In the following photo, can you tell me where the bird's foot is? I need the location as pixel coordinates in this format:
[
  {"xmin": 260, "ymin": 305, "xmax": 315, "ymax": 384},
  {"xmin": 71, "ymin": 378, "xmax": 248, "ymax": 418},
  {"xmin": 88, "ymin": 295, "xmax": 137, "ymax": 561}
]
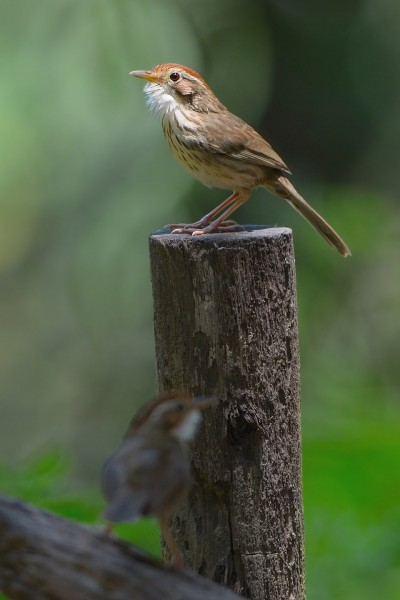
[
  {"xmin": 169, "ymin": 220, "xmax": 243, "ymax": 236},
  {"xmin": 168, "ymin": 551, "xmax": 186, "ymax": 569},
  {"xmin": 165, "ymin": 218, "xmax": 207, "ymax": 232},
  {"xmin": 192, "ymin": 220, "xmax": 243, "ymax": 235}
]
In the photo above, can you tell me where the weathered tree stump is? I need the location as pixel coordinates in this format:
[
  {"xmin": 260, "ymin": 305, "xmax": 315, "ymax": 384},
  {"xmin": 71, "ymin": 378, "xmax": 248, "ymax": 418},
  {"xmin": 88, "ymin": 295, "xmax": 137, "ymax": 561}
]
[
  {"xmin": 149, "ymin": 227, "xmax": 305, "ymax": 600},
  {"xmin": 0, "ymin": 496, "xmax": 244, "ymax": 600}
]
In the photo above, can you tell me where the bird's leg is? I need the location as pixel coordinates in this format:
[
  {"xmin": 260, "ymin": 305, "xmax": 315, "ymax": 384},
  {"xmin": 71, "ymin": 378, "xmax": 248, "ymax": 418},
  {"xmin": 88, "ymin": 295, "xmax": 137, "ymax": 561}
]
[
  {"xmin": 159, "ymin": 516, "xmax": 185, "ymax": 568},
  {"xmin": 192, "ymin": 191, "xmax": 251, "ymax": 235},
  {"xmin": 102, "ymin": 520, "xmax": 165, "ymax": 568},
  {"xmin": 168, "ymin": 192, "xmax": 240, "ymax": 233},
  {"xmin": 104, "ymin": 521, "xmax": 114, "ymax": 536}
]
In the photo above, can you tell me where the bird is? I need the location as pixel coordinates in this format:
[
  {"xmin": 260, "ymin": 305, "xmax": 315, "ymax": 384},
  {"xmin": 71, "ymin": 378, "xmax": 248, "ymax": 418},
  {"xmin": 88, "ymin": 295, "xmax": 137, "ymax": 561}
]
[
  {"xmin": 101, "ymin": 391, "xmax": 210, "ymax": 563},
  {"xmin": 130, "ymin": 63, "xmax": 351, "ymax": 257}
]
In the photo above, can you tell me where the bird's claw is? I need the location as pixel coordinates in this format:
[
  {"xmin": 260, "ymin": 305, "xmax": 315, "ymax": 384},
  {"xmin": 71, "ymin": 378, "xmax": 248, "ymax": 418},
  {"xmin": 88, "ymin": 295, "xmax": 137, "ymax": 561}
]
[
  {"xmin": 196, "ymin": 223, "xmax": 244, "ymax": 234},
  {"xmin": 168, "ymin": 220, "xmax": 243, "ymax": 236}
]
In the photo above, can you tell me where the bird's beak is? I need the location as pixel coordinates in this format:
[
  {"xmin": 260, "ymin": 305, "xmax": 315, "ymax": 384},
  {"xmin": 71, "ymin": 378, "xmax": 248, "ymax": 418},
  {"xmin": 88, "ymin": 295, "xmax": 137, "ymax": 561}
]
[
  {"xmin": 129, "ymin": 69, "xmax": 159, "ymax": 83},
  {"xmin": 193, "ymin": 396, "xmax": 214, "ymax": 411}
]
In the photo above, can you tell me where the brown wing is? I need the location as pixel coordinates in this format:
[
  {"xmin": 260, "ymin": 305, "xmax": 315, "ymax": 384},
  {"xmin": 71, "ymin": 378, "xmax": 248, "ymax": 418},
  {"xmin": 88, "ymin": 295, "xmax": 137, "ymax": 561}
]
[
  {"xmin": 101, "ymin": 436, "xmax": 191, "ymax": 522},
  {"xmin": 187, "ymin": 110, "xmax": 291, "ymax": 174}
]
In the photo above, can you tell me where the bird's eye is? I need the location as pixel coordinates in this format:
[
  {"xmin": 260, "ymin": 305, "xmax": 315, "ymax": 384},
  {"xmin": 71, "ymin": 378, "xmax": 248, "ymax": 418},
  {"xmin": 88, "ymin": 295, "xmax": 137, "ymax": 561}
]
[
  {"xmin": 175, "ymin": 402, "xmax": 184, "ymax": 410},
  {"xmin": 169, "ymin": 72, "xmax": 181, "ymax": 83}
]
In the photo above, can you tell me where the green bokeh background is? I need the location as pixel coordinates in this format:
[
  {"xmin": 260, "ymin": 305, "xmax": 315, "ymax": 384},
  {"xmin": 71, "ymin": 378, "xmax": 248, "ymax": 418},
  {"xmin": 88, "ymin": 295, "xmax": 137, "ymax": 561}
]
[{"xmin": 1, "ymin": 1, "xmax": 399, "ymax": 598}]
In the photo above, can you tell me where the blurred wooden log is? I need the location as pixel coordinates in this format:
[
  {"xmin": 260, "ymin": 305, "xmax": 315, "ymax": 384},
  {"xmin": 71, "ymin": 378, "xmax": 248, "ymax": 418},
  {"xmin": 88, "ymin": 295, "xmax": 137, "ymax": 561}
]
[
  {"xmin": 150, "ymin": 227, "xmax": 305, "ymax": 600},
  {"xmin": 0, "ymin": 496, "xmax": 244, "ymax": 600}
]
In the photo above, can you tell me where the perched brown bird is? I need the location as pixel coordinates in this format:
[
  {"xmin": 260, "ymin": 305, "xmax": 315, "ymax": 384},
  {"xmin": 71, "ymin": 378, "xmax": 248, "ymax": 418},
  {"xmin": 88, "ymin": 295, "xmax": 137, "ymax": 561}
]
[
  {"xmin": 101, "ymin": 391, "xmax": 209, "ymax": 562},
  {"xmin": 130, "ymin": 63, "xmax": 351, "ymax": 257}
]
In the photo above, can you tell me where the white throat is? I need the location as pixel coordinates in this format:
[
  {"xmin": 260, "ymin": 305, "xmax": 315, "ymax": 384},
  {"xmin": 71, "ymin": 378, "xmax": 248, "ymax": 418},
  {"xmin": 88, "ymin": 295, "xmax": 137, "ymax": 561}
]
[
  {"xmin": 144, "ymin": 82, "xmax": 178, "ymax": 116},
  {"xmin": 171, "ymin": 410, "xmax": 202, "ymax": 442}
]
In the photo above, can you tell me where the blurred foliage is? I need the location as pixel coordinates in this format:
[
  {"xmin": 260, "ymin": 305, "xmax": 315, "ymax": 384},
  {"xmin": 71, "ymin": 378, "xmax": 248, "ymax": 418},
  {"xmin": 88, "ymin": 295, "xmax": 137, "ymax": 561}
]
[
  {"xmin": 0, "ymin": 451, "xmax": 161, "ymax": 553},
  {"xmin": 1, "ymin": 0, "xmax": 400, "ymax": 599}
]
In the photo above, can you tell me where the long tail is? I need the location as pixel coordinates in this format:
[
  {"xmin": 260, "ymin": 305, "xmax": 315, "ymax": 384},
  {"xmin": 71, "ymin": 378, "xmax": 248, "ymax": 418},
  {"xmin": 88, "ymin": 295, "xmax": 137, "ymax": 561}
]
[{"xmin": 266, "ymin": 176, "xmax": 351, "ymax": 257}]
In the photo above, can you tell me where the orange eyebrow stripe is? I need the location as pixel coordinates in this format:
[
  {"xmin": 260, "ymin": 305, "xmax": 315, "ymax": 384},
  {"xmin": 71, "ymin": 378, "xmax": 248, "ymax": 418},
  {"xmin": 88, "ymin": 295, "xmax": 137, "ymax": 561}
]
[{"xmin": 152, "ymin": 63, "xmax": 210, "ymax": 89}]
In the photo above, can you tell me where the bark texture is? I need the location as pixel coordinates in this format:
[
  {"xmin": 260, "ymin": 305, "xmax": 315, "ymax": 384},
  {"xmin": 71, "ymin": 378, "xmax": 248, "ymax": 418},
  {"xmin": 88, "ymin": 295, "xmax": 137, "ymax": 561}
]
[
  {"xmin": 0, "ymin": 496, "xmax": 244, "ymax": 600},
  {"xmin": 149, "ymin": 227, "xmax": 305, "ymax": 600}
]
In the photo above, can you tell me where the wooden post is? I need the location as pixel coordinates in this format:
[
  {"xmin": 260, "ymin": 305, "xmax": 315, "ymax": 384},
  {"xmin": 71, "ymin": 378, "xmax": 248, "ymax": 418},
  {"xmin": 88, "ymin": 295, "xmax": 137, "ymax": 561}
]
[{"xmin": 149, "ymin": 227, "xmax": 305, "ymax": 600}]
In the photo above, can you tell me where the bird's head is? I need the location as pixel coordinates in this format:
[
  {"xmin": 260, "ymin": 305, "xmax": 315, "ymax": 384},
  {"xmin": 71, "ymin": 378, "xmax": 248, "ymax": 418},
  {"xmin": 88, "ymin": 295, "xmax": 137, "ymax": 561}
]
[
  {"xmin": 130, "ymin": 63, "xmax": 225, "ymax": 115},
  {"xmin": 125, "ymin": 391, "xmax": 211, "ymax": 442}
]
